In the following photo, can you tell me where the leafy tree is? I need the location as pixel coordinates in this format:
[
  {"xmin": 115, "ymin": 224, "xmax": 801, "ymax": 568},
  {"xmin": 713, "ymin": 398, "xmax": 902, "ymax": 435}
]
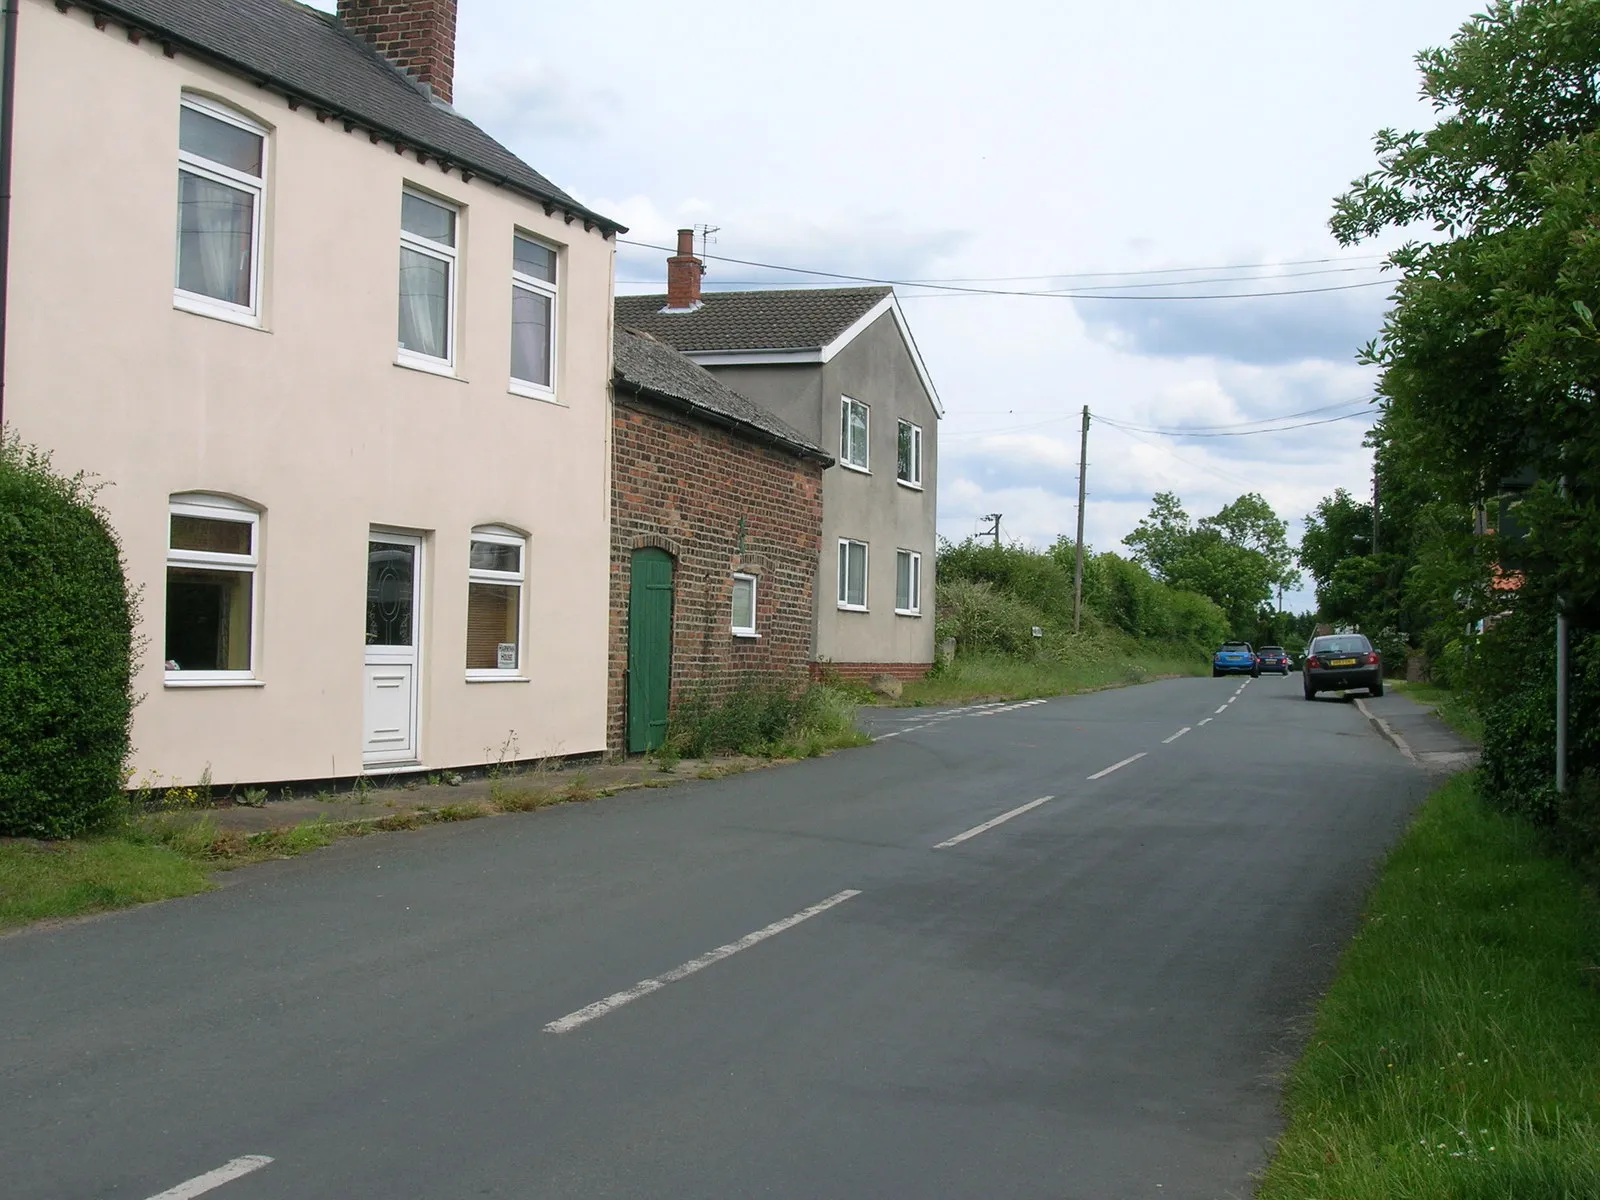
[
  {"xmin": 1299, "ymin": 488, "xmax": 1372, "ymax": 600},
  {"xmin": 1333, "ymin": 0, "xmax": 1600, "ymax": 829},
  {"xmin": 1124, "ymin": 490, "xmax": 1299, "ymax": 638}
]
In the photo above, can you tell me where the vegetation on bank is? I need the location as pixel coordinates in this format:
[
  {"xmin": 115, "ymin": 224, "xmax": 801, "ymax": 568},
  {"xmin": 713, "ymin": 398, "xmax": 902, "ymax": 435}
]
[
  {"xmin": 1306, "ymin": 0, "xmax": 1600, "ymax": 868},
  {"xmin": 664, "ymin": 682, "xmax": 869, "ymax": 760},
  {"xmin": 1259, "ymin": 774, "xmax": 1600, "ymax": 1200}
]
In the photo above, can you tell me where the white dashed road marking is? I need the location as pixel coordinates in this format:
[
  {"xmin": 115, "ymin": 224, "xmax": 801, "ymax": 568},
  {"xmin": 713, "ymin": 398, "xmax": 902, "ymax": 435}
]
[
  {"xmin": 1162, "ymin": 727, "xmax": 1191, "ymax": 743},
  {"xmin": 144, "ymin": 1157, "xmax": 273, "ymax": 1200},
  {"xmin": 545, "ymin": 890, "xmax": 862, "ymax": 1034},
  {"xmin": 934, "ymin": 795, "xmax": 1056, "ymax": 849},
  {"xmin": 876, "ymin": 698, "xmax": 1046, "ymax": 741},
  {"xmin": 1088, "ymin": 752, "xmax": 1147, "ymax": 780},
  {"xmin": 1215, "ymin": 705, "xmax": 1228, "ymax": 714},
  {"xmin": 1199, "ymin": 717, "xmax": 1213, "ymax": 726}
]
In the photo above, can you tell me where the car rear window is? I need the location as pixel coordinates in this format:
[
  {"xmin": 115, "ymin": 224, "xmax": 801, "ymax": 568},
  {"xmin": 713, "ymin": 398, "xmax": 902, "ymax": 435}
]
[
  {"xmin": 1261, "ymin": 646, "xmax": 1285, "ymax": 655},
  {"xmin": 1311, "ymin": 636, "xmax": 1371, "ymax": 655},
  {"xmin": 1221, "ymin": 642, "xmax": 1251, "ymax": 650}
]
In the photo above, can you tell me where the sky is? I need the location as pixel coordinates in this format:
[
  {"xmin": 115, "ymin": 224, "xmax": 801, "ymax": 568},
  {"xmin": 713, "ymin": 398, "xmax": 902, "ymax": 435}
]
[{"xmin": 315, "ymin": 0, "xmax": 1480, "ymax": 609}]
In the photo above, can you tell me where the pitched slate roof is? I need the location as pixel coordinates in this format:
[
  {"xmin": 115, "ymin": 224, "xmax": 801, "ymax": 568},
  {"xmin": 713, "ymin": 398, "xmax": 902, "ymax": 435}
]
[
  {"xmin": 613, "ymin": 329, "xmax": 831, "ymax": 463},
  {"xmin": 614, "ymin": 287, "xmax": 892, "ymax": 353},
  {"xmin": 76, "ymin": 0, "xmax": 622, "ymax": 234}
]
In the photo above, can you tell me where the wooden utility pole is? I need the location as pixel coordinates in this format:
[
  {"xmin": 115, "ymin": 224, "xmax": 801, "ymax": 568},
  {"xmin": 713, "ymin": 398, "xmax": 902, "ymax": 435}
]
[{"xmin": 1072, "ymin": 405, "xmax": 1090, "ymax": 633}]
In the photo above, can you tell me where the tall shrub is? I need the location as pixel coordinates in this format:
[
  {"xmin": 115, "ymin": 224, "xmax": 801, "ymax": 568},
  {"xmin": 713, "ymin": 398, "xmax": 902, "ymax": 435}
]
[{"xmin": 0, "ymin": 433, "xmax": 134, "ymax": 837}]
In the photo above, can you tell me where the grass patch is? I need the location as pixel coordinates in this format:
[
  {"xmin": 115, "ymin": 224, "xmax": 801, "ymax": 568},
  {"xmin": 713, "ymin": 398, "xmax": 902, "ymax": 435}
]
[
  {"xmin": 0, "ymin": 837, "xmax": 215, "ymax": 930},
  {"xmin": 1258, "ymin": 773, "xmax": 1600, "ymax": 1199},
  {"xmin": 902, "ymin": 646, "xmax": 1206, "ymax": 706},
  {"xmin": 1391, "ymin": 680, "xmax": 1484, "ymax": 743}
]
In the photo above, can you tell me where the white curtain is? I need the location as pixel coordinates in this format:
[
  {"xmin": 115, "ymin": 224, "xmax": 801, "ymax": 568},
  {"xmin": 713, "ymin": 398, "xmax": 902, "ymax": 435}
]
[
  {"xmin": 177, "ymin": 171, "xmax": 251, "ymax": 305},
  {"xmin": 399, "ymin": 248, "xmax": 449, "ymax": 358}
]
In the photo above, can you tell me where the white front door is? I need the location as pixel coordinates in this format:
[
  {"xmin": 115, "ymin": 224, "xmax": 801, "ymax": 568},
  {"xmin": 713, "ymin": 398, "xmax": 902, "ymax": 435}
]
[{"xmin": 363, "ymin": 532, "xmax": 422, "ymax": 766}]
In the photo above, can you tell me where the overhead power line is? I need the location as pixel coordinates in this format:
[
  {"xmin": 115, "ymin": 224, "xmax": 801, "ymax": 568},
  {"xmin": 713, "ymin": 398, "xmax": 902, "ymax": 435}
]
[
  {"xmin": 1094, "ymin": 410, "xmax": 1374, "ymax": 437},
  {"xmin": 1098, "ymin": 398, "xmax": 1376, "ymax": 434},
  {"xmin": 617, "ymin": 264, "xmax": 1383, "ymax": 293},
  {"xmin": 614, "ymin": 238, "xmax": 1392, "ymax": 301},
  {"xmin": 943, "ymin": 397, "xmax": 1376, "ymax": 441}
]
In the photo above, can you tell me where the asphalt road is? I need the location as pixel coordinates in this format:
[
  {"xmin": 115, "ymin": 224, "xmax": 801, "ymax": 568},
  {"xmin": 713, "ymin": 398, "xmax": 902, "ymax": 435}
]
[{"xmin": 1, "ymin": 673, "xmax": 1427, "ymax": 1200}]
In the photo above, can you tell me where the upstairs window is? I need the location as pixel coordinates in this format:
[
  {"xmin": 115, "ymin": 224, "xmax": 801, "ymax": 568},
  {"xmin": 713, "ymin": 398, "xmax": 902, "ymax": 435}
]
[
  {"xmin": 165, "ymin": 495, "xmax": 258, "ymax": 682},
  {"xmin": 398, "ymin": 190, "xmax": 458, "ymax": 370},
  {"xmin": 897, "ymin": 420, "xmax": 923, "ymax": 488},
  {"xmin": 466, "ymin": 527, "xmax": 525, "ymax": 677},
  {"xmin": 175, "ymin": 97, "xmax": 266, "ymax": 322},
  {"xmin": 840, "ymin": 397, "xmax": 869, "ymax": 472},
  {"xmin": 731, "ymin": 574, "xmax": 757, "ymax": 637},
  {"xmin": 510, "ymin": 234, "xmax": 558, "ymax": 397},
  {"xmin": 838, "ymin": 539, "xmax": 868, "ymax": 610}
]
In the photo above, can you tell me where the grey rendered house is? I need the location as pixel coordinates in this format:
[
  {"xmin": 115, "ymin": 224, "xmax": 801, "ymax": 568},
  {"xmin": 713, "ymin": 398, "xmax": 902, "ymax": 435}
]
[{"xmin": 616, "ymin": 232, "xmax": 942, "ymax": 678}]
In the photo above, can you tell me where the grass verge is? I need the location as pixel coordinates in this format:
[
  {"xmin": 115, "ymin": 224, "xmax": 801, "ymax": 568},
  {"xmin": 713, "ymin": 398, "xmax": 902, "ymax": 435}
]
[
  {"xmin": 901, "ymin": 647, "xmax": 1206, "ymax": 706},
  {"xmin": 1, "ymin": 774, "xmax": 620, "ymax": 932},
  {"xmin": 1391, "ymin": 680, "xmax": 1484, "ymax": 743},
  {"xmin": 0, "ymin": 837, "xmax": 215, "ymax": 931},
  {"xmin": 1257, "ymin": 773, "xmax": 1600, "ymax": 1199}
]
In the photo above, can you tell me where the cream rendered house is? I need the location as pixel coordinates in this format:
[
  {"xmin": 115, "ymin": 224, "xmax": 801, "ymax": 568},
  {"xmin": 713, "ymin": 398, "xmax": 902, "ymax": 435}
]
[{"xmin": 0, "ymin": 0, "xmax": 622, "ymax": 786}]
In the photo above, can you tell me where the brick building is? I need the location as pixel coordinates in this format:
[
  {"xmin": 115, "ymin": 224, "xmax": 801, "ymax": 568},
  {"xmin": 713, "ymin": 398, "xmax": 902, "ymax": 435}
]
[{"xmin": 610, "ymin": 328, "xmax": 833, "ymax": 752}]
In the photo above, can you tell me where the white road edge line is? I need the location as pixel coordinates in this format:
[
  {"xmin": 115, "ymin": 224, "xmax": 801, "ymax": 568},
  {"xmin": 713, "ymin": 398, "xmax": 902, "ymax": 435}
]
[
  {"xmin": 1088, "ymin": 752, "xmax": 1147, "ymax": 780},
  {"xmin": 1162, "ymin": 727, "xmax": 1191, "ymax": 744},
  {"xmin": 544, "ymin": 890, "xmax": 862, "ymax": 1034},
  {"xmin": 933, "ymin": 795, "xmax": 1056, "ymax": 849},
  {"xmin": 144, "ymin": 1157, "xmax": 273, "ymax": 1200}
]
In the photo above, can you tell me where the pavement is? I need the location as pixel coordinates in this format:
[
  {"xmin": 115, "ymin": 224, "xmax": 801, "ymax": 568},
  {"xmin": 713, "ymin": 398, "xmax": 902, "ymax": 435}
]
[{"xmin": 0, "ymin": 674, "xmax": 1459, "ymax": 1200}]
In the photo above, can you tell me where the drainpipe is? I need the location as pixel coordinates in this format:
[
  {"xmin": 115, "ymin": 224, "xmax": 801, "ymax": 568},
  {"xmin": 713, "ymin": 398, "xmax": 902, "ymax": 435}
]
[{"xmin": 0, "ymin": 0, "xmax": 18, "ymax": 429}]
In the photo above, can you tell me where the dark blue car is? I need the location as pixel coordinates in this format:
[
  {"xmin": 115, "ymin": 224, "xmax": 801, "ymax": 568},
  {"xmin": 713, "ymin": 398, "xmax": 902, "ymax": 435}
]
[{"xmin": 1212, "ymin": 641, "xmax": 1258, "ymax": 677}]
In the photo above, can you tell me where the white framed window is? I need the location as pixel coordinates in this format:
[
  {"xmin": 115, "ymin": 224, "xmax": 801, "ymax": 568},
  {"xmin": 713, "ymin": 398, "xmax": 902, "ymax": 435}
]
[
  {"xmin": 174, "ymin": 95, "xmax": 266, "ymax": 325},
  {"xmin": 165, "ymin": 495, "xmax": 258, "ymax": 684},
  {"xmin": 510, "ymin": 233, "xmax": 559, "ymax": 398},
  {"xmin": 397, "ymin": 189, "xmax": 458, "ymax": 372},
  {"xmin": 840, "ymin": 396, "xmax": 870, "ymax": 472},
  {"xmin": 895, "ymin": 549, "xmax": 922, "ymax": 615},
  {"xmin": 731, "ymin": 573, "xmax": 758, "ymax": 637},
  {"xmin": 838, "ymin": 539, "xmax": 868, "ymax": 610},
  {"xmin": 466, "ymin": 526, "xmax": 525, "ymax": 678},
  {"xmin": 897, "ymin": 419, "xmax": 923, "ymax": 488}
]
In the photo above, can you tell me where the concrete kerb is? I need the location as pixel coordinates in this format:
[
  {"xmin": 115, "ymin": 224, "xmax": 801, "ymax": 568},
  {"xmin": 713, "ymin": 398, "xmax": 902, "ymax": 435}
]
[
  {"xmin": 1355, "ymin": 692, "xmax": 1481, "ymax": 773},
  {"xmin": 184, "ymin": 754, "xmax": 774, "ymax": 837}
]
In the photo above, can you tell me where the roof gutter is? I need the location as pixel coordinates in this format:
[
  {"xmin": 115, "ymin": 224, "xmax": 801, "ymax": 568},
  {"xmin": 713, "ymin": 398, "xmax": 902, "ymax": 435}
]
[
  {"xmin": 70, "ymin": 0, "xmax": 626, "ymax": 236},
  {"xmin": 0, "ymin": 0, "xmax": 17, "ymax": 428},
  {"xmin": 612, "ymin": 377, "xmax": 835, "ymax": 467}
]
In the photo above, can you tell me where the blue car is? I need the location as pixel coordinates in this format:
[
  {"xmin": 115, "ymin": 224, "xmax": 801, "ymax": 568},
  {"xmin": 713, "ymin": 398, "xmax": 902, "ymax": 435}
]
[{"xmin": 1212, "ymin": 641, "xmax": 1258, "ymax": 678}]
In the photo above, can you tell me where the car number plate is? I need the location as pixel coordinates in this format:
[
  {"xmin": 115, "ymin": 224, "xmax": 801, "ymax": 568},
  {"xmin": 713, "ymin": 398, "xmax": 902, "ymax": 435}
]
[{"xmin": 1330, "ymin": 657, "xmax": 1358, "ymax": 667}]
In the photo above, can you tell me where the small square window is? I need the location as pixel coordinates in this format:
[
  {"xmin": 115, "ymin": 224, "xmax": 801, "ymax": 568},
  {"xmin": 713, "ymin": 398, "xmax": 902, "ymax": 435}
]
[{"xmin": 732, "ymin": 574, "xmax": 757, "ymax": 636}]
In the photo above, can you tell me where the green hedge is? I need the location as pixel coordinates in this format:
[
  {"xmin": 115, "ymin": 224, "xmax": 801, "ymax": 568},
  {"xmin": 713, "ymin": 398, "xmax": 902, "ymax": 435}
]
[{"xmin": 0, "ymin": 434, "xmax": 134, "ymax": 838}]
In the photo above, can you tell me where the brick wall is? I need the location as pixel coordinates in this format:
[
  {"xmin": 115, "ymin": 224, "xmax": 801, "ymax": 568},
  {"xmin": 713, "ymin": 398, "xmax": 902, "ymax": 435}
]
[
  {"xmin": 337, "ymin": 0, "xmax": 457, "ymax": 102},
  {"xmin": 609, "ymin": 396, "xmax": 826, "ymax": 752},
  {"xmin": 810, "ymin": 661, "xmax": 932, "ymax": 683}
]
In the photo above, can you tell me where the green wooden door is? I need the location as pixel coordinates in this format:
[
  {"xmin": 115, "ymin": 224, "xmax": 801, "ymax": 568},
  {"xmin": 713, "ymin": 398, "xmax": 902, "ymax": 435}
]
[{"xmin": 627, "ymin": 548, "xmax": 674, "ymax": 752}]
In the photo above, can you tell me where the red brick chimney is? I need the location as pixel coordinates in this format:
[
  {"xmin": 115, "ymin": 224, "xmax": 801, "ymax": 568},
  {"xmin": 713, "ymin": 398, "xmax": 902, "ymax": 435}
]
[
  {"xmin": 338, "ymin": 1, "xmax": 457, "ymax": 104},
  {"xmin": 665, "ymin": 228, "xmax": 703, "ymax": 310}
]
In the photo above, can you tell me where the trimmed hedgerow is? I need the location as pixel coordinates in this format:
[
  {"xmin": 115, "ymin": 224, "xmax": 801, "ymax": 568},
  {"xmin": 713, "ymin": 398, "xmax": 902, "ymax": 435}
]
[{"xmin": 0, "ymin": 433, "xmax": 134, "ymax": 838}]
